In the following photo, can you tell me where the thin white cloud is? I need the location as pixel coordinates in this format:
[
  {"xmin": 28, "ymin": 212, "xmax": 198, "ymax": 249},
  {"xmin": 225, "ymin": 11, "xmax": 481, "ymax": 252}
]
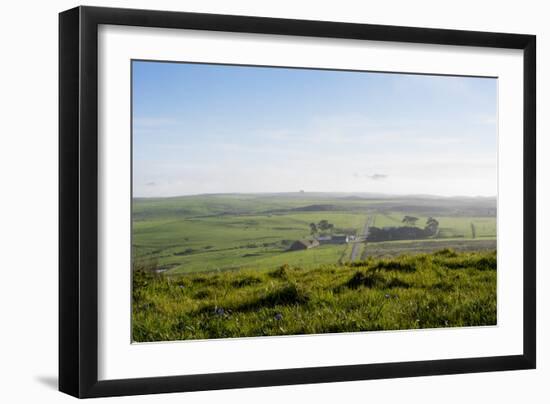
[{"xmin": 367, "ymin": 174, "xmax": 388, "ymax": 180}]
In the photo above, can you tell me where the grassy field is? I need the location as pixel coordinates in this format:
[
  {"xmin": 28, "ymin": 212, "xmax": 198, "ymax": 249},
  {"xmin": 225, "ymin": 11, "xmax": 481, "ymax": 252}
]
[
  {"xmin": 132, "ymin": 193, "xmax": 497, "ymax": 274},
  {"xmin": 365, "ymin": 239, "xmax": 496, "ymax": 258},
  {"xmin": 132, "ymin": 249, "xmax": 497, "ymax": 342},
  {"xmin": 133, "ymin": 211, "xmax": 364, "ymax": 273}
]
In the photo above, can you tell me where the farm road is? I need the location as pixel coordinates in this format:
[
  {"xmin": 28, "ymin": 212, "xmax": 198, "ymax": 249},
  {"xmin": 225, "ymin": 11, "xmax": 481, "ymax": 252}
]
[{"xmin": 350, "ymin": 215, "xmax": 373, "ymax": 262}]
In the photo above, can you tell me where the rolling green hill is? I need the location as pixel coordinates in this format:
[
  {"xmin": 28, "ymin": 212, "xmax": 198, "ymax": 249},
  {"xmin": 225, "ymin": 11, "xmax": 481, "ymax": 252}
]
[{"xmin": 132, "ymin": 193, "xmax": 496, "ymax": 274}]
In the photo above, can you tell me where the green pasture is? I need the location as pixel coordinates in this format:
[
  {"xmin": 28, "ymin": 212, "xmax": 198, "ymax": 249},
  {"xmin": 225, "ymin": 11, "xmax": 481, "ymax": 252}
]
[
  {"xmin": 133, "ymin": 211, "xmax": 365, "ymax": 273},
  {"xmin": 365, "ymin": 238, "xmax": 496, "ymax": 258},
  {"xmin": 132, "ymin": 194, "xmax": 496, "ymax": 274}
]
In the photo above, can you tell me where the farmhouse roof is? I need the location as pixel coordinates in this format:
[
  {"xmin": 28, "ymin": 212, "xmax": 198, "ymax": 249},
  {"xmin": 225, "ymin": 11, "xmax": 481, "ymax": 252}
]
[{"xmin": 295, "ymin": 239, "xmax": 318, "ymax": 247}]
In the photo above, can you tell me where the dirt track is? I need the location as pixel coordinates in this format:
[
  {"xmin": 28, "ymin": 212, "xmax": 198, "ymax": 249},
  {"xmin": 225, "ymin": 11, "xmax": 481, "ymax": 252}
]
[{"xmin": 350, "ymin": 216, "xmax": 372, "ymax": 262}]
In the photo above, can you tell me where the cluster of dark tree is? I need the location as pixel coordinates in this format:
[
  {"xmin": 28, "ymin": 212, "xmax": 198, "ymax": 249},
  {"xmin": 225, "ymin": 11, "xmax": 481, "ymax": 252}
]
[
  {"xmin": 309, "ymin": 219, "xmax": 335, "ymax": 235},
  {"xmin": 368, "ymin": 217, "xmax": 439, "ymax": 242}
]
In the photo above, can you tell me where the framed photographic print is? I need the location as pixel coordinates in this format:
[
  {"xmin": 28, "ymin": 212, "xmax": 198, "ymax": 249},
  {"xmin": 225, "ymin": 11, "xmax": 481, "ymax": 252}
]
[{"xmin": 59, "ymin": 6, "xmax": 536, "ymax": 398}]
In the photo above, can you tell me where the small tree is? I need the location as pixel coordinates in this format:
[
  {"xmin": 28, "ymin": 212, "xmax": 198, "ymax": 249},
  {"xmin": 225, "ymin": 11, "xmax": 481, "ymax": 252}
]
[
  {"xmin": 309, "ymin": 222, "xmax": 318, "ymax": 235},
  {"xmin": 402, "ymin": 215, "xmax": 419, "ymax": 226},
  {"xmin": 425, "ymin": 217, "xmax": 439, "ymax": 236}
]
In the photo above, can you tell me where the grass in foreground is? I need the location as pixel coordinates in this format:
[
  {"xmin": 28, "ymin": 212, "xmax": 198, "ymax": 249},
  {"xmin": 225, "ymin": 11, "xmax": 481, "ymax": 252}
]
[{"xmin": 132, "ymin": 249, "xmax": 496, "ymax": 342}]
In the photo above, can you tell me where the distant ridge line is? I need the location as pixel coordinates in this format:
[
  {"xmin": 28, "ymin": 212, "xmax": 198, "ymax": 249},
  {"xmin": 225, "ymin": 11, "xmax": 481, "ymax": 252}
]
[{"xmin": 133, "ymin": 192, "xmax": 497, "ymax": 200}]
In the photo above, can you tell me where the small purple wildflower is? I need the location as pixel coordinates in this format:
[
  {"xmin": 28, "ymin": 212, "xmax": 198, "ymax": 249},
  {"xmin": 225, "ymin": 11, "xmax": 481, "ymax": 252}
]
[
  {"xmin": 274, "ymin": 313, "xmax": 283, "ymax": 321},
  {"xmin": 215, "ymin": 307, "xmax": 225, "ymax": 316}
]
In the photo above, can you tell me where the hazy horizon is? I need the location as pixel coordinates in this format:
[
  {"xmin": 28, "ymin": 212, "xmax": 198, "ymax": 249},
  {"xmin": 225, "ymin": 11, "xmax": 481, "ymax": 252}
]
[
  {"xmin": 132, "ymin": 190, "xmax": 497, "ymax": 200},
  {"xmin": 133, "ymin": 61, "xmax": 497, "ymax": 198}
]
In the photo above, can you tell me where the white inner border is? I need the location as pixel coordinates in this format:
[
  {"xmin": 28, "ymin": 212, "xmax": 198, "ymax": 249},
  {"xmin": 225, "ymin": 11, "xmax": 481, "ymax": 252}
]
[{"xmin": 98, "ymin": 25, "xmax": 524, "ymax": 381}]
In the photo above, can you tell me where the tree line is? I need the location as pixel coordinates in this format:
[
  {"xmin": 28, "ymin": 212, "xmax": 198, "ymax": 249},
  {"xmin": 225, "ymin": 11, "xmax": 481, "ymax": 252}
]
[{"xmin": 368, "ymin": 216, "xmax": 439, "ymax": 242}]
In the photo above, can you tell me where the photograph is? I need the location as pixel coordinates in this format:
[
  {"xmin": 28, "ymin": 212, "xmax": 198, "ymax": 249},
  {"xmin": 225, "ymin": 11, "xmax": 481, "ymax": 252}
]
[{"xmin": 131, "ymin": 60, "xmax": 498, "ymax": 343}]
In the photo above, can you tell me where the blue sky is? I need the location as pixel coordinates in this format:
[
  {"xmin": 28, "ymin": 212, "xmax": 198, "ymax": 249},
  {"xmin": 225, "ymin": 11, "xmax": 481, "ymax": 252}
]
[{"xmin": 132, "ymin": 61, "xmax": 497, "ymax": 197}]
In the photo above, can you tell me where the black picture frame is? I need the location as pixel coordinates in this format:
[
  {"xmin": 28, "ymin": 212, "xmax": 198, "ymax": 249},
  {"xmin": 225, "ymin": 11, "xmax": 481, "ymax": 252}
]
[{"xmin": 59, "ymin": 5, "xmax": 536, "ymax": 398}]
